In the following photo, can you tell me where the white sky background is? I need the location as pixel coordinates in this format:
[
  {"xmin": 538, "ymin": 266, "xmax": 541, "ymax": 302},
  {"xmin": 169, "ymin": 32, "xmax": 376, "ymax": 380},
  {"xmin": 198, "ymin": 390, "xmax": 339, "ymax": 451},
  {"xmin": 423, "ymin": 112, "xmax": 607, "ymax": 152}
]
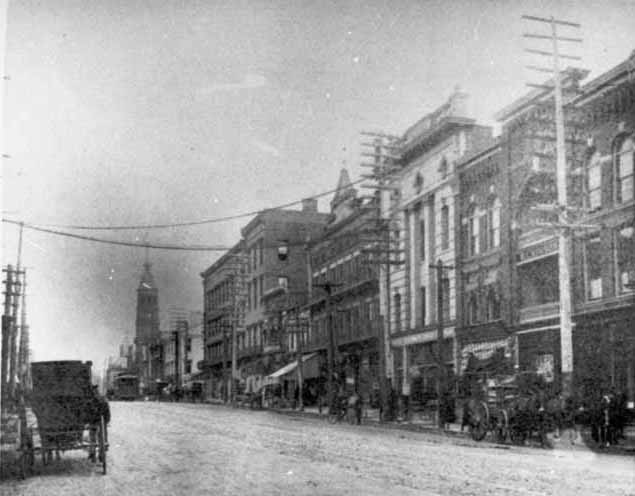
[{"xmin": 2, "ymin": 0, "xmax": 635, "ymax": 372}]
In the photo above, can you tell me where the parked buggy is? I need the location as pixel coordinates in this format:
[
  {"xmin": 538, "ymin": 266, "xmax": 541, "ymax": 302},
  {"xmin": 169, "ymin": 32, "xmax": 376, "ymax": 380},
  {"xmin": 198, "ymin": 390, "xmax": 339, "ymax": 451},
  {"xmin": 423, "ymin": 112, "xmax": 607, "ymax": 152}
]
[
  {"xmin": 20, "ymin": 361, "xmax": 109, "ymax": 476},
  {"xmin": 462, "ymin": 371, "xmax": 554, "ymax": 446}
]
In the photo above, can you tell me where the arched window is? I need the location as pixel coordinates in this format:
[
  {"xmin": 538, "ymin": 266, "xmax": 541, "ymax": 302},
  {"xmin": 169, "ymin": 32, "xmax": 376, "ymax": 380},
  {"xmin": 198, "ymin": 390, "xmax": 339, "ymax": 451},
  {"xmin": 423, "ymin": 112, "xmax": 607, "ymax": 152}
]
[
  {"xmin": 586, "ymin": 151, "xmax": 602, "ymax": 211},
  {"xmin": 487, "ymin": 197, "xmax": 501, "ymax": 249},
  {"xmin": 615, "ymin": 136, "xmax": 634, "ymax": 204}
]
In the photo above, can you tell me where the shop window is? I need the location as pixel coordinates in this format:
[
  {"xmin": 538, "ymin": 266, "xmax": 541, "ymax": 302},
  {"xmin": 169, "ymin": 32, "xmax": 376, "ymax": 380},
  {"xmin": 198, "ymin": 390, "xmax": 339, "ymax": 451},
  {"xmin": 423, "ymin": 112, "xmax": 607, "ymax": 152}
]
[
  {"xmin": 614, "ymin": 136, "xmax": 634, "ymax": 204},
  {"xmin": 586, "ymin": 151, "xmax": 602, "ymax": 211},
  {"xmin": 616, "ymin": 226, "xmax": 635, "ymax": 293},
  {"xmin": 585, "ymin": 235, "xmax": 603, "ymax": 300}
]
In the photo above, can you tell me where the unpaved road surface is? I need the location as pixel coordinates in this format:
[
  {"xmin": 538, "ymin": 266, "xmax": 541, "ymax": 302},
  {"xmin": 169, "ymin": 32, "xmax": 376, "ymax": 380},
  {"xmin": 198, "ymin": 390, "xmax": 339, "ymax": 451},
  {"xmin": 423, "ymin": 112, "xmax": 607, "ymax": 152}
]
[{"xmin": 2, "ymin": 401, "xmax": 634, "ymax": 495}]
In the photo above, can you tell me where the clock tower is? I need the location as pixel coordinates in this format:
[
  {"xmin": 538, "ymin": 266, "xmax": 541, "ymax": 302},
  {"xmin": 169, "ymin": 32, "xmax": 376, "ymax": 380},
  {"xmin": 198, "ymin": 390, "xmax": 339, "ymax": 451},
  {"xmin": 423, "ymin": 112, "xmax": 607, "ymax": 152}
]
[{"xmin": 134, "ymin": 259, "xmax": 160, "ymax": 385}]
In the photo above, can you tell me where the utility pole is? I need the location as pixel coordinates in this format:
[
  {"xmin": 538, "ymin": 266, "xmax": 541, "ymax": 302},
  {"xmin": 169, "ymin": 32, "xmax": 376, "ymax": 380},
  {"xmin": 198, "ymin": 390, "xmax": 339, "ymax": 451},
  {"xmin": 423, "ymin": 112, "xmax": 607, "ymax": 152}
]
[
  {"xmin": 430, "ymin": 259, "xmax": 453, "ymax": 428},
  {"xmin": 359, "ymin": 132, "xmax": 403, "ymax": 421},
  {"xmin": 2, "ymin": 265, "xmax": 14, "ymax": 403},
  {"xmin": 314, "ymin": 282, "xmax": 336, "ymax": 412},
  {"xmin": 523, "ymin": 15, "xmax": 583, "ymax": 397}
]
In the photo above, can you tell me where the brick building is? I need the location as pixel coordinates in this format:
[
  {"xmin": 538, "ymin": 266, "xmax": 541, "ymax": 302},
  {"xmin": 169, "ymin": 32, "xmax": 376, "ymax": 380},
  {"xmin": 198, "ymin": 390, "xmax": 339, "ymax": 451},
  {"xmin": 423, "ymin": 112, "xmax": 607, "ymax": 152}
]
[
  {"xmin": 241, "ymin": 200, "xmax": 329, "ymax": 395},
  {"xmin": 307, "ymin": 169, "xmax": 382, "ymax": 406},
  {"xmin": 456, "ymin": 141, "xmax": 514, "ymax": 378},
  {"xmin": 491, "ymin": 52, "xmax": 635, "ymax": 403}
]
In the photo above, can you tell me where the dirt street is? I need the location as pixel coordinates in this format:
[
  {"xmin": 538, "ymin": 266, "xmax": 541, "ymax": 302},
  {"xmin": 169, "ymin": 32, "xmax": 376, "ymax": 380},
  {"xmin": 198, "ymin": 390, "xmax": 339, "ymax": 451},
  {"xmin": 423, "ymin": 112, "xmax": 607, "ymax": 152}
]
[{"xmin": 2, "ymin": 401, "xmax": 634, "ymax": 495}]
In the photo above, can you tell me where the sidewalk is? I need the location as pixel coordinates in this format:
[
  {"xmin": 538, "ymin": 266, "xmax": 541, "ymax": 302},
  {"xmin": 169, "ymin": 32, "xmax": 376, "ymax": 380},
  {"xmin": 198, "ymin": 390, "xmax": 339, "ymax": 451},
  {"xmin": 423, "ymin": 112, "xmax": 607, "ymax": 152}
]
[{"xmin": 267, "ymin": 404, "xmax": 635, "ymax": 454}]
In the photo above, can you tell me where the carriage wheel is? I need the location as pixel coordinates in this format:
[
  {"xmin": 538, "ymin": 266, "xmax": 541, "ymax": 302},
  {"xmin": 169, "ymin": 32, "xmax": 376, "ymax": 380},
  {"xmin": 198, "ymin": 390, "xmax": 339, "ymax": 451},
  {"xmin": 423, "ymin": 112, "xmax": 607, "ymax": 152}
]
[
  {"xmin": 470, "ymin": 420, "xmax": 487, "ymax": 441},
  {"xmin": 496, "ymin": 410, "xmax": 509, "ymax": 444},
  {"xmin": 98, "ymin": 416, "xmax": 107, "ymax": 475}
]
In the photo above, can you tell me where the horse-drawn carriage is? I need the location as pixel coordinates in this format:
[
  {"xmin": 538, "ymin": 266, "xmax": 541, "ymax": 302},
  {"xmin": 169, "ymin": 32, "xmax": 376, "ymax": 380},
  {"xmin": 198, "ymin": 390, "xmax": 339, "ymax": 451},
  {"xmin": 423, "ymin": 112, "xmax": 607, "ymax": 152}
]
[
  {"xmin": 462, "ymin": 371, "xmax": 557, "ymax": 446},
  {"xmin": 19, "ymin": 360, "xmax": 109, "ymax": 476}
]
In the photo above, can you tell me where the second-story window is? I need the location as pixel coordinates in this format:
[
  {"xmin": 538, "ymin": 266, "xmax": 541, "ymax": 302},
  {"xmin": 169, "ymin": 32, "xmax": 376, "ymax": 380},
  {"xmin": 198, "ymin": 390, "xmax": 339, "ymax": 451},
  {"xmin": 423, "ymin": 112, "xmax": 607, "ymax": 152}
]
[
  {"xmin": 488, "ymin": 198, "xmax": 501, "ymax": 249},
  {"xmin": 585, "ymin": 235, "xmax": 603, "ymax": 300},
  {"xmin": 486, "ymin": 286, "xmax": 501, "ymax": 321},
  {"xmin": 420, "ymin": 218, "xmax": 426, "ymax": 260},
  {"xmin": 258, "ymin": 239, "xmax": 264, "ymax": 266},
  {"xmin": 278, "ymin": 276, "xmax": 288, "ymax": 289},
  {"xmin": 441, "ymin": 276, "xmax": 450, "ymax": 322},
  {"xmin": 587, "ymin": 151, "xmax": 602, "ymax": 211},
  {"xmin": 441, "ymin": 204, "xmax": 450, "ymax": 251},
  {"xmin": 277, "ymin": 243, "xmax": 289, "ymax": 261},
  {"xmin": 467, "ymin": 291, "xmax": 478, "ymax": 325},
  {"xmin": 615, "ymin": 136, "xmax": 634, "ymax": 204},
  {"xmin": 393, "ymin": 292, "xmax": 402, "ymax": 332},
  {"xmin": 467, "ymin": 204, "xmax": 478, "ymax": 256},
  {"xmin": 420, "ymin": 286, "xmax": 426, "ymax": 325},
  {"xmin": 616, "ymin": 225, "xmax": 635, "ymax": 294}
]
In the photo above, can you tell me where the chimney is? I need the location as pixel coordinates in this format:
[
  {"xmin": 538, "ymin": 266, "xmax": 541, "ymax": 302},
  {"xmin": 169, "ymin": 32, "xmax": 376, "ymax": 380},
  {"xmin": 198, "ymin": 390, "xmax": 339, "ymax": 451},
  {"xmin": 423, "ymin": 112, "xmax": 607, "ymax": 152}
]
[{"xmin": 301, "ymin": 198, "xmax": 318, "ymax": 213}]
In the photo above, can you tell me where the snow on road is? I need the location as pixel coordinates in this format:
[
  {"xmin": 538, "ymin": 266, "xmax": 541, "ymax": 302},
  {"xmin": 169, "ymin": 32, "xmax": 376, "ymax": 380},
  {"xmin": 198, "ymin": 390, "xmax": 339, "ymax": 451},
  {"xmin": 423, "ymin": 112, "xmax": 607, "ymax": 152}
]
[{"xmin": 2, "ymin": 401, "xmax": 634, "ymax": 496}]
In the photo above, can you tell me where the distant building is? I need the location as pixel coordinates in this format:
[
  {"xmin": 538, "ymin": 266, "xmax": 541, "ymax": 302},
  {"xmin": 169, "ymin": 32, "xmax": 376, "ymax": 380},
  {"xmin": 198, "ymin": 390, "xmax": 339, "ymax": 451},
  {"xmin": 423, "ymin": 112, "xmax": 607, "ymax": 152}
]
[
  {"xmin": 134, "ymin": 259, "xmax": 161, "ymax": 392},
  {"xmin": 199, "ymin": 241, "xmax": 245, "ymax": 400}
]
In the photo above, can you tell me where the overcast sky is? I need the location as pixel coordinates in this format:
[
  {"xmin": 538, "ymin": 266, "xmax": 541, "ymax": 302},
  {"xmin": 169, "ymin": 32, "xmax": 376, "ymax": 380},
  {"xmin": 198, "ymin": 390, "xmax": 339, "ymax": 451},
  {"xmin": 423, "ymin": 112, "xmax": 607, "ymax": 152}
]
[{"xmin": 2, "ymin": 0, "xmax": 635, "ymax": 373}]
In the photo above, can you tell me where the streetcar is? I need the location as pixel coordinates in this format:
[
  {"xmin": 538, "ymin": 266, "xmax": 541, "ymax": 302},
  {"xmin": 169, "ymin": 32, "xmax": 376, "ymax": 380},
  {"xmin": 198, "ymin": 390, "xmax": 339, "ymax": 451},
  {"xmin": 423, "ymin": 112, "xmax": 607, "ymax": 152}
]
[{"xmin": 112, "ymin": 373, "xmax": 139, "ymax": 400}]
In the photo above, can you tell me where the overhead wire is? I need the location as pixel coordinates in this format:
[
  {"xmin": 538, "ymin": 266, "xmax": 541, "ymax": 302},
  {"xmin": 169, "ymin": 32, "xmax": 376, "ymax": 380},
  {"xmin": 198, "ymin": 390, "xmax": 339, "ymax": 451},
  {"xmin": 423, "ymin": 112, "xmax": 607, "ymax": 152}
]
[
  {"xmin": 1, "ymin": 179, "xmax": 383, "ymax": 252},
  {"xmin": 19, "ymin": 178, "xmax": 367, "ymax": 231},
  {"xmin": 1, "ymin": 219, "xmax": 232, "ymax": 251}
]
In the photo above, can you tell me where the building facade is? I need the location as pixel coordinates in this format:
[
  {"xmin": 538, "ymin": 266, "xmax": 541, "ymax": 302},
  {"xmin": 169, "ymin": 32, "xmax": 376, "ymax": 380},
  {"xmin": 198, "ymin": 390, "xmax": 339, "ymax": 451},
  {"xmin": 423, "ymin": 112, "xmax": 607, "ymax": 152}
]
[
  {"xmin": 488, "ymin": 52, "xmax": 635, "ymax": 403},
  {"xmin": 456, "ymin": 141, "xmax": 514, "ymax": 380},
  {"xmin": 307, "ymin": 170, "xmax": 382, "ymax": 406},
  {"xmin": 383, "ymin": 89, "xmax": 493, "ymax": 413},
  {"xmin": 199, "ymin": 241, "xmax": 245, "ymax": 400},
  {"xmin": 241, "ymin": 200, "xmax": 329, "ymax": 395}
]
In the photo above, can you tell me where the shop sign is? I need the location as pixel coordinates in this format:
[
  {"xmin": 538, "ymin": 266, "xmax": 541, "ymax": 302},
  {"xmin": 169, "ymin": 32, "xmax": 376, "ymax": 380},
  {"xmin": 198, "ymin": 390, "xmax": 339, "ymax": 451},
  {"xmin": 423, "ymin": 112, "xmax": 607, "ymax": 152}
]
[
  {"xmin": 518, "ymin": 237, "xmax": 558, "ymax": 263},
  {"xmin": 535, "ymin": 354, "xmax": 554, "ymax": 383}
]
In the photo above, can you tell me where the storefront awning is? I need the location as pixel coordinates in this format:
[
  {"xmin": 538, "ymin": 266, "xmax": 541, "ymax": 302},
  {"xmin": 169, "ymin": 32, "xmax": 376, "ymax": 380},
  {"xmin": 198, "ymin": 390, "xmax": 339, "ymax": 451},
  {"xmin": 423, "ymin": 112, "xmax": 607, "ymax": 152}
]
[{"xmin": 267, "ymin": 353, "xmax": 320, "ymax": 380}]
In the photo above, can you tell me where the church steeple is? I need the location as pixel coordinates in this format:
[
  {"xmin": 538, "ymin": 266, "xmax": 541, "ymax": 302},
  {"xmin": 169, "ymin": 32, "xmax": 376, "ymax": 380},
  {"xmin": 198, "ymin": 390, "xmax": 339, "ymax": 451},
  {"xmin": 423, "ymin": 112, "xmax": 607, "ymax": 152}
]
[{"xmin": 330, "ymin": 168, "xmax": 357, "ymax": 223}]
